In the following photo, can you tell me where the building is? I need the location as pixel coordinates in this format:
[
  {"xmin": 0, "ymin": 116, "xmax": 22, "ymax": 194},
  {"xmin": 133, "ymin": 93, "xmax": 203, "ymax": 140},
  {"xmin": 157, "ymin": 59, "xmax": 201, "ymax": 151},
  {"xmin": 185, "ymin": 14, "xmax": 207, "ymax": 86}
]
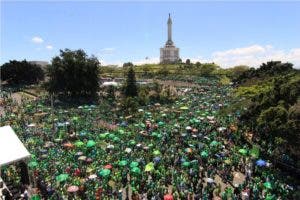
[{"xmin": 160, "ymin": 14, "xmax": 180, "ymax": 64}]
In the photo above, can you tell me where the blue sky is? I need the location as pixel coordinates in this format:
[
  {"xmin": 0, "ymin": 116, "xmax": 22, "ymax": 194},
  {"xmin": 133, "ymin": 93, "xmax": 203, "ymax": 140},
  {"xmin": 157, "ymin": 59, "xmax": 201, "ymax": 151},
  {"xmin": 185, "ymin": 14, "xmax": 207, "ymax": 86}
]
[{"xmin": 1, "ymin": 1, "xmax": 300, "ymax": 68}]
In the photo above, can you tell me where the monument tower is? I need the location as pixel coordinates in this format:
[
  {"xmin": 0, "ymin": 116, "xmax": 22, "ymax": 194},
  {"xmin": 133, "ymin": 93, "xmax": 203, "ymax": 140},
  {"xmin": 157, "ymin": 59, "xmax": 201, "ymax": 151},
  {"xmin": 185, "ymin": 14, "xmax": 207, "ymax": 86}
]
[{"xmin": 160, "ymin": 14, "xmax": 180, "ymax": 64}]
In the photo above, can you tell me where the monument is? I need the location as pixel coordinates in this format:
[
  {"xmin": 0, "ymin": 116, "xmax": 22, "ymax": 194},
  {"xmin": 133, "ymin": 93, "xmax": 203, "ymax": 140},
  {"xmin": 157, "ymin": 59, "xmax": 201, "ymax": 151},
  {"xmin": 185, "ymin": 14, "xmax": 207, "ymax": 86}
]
[{"xmin": 160, "ymin": 14, "xmax": 180, "ymax": 64}]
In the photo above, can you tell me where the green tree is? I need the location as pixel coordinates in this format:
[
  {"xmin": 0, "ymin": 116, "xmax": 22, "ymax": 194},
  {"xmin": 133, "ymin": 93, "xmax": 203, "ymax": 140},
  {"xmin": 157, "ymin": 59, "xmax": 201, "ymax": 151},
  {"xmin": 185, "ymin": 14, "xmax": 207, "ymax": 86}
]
[
  {"xmin": 195, "ymin": 62, "xmax": 201, "ymax": 67},
  {"xmin": 123, "ymin": 62, "xmax": 134, "ymax": 68},
  {"xmin": 257, "ymin": 105, "xmax": 288, "ymax": 134},
  {"xmin": 1, "ymin": 60, "xmax": 44, "ymax": 85},
  {"xmin": 234, "ymin": 61, "xmax": 295, "ymax": 83},
  {"xmin": 47, "ymin": 49, "xmax": 99, "ymax": 97},
  {"xmin": 124, "ymin": 66, "xmax": 138, "ymax": 97},
  {"xmin": 185, "ymin": 59, "xmax": 191, "ymax": 65},
  {"xmin": 200, "ymin": 63, "xmax": 218, "ymax": 76},
  {"xmin": 228, "ymin": 65, "xmax": 250, "ymax": 79},
  {"xmin": 157, "ymin": 67, "xmax": 170, "ymax": 77}
]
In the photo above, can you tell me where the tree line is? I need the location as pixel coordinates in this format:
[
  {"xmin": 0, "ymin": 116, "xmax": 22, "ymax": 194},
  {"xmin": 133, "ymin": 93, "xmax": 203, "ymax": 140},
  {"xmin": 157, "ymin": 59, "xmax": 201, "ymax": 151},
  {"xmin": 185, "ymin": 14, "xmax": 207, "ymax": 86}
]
[{"xmin": 235, "ymin": 61, "xmax": 300, "ymax": 167}]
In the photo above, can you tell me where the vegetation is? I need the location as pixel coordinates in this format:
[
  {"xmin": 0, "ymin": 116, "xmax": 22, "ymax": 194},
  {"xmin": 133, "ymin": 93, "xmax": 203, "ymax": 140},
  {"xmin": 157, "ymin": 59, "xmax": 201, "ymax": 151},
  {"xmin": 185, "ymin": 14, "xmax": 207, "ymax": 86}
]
[
  {"xmin": 1, "ymin": 60, "xmax": 44, "ymax": 86},
  {"xmin": 46, "ymin": 49, "xmax": 100, "ymax": 98},
  {"xmin": 233, "ymin": 61, "xmax": 300, "ymax": 166},
  {"xmin": 100, "ymin": 62, "xmax": 220, "ymax": 79},
  {"xmin": 123, "ymin": 66, "xmax": 138, "ymax": 97},
  {"xmin": 233, "ymin": 61, "xmax": 294, "ymax": 84}
]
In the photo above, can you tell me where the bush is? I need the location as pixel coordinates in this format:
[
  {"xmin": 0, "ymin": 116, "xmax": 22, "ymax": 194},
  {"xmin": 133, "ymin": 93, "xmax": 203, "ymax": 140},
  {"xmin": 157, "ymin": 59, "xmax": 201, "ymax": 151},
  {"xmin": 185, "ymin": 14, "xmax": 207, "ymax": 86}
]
[{"xmin": 1, "ymin": 60, "xmax": 44, "ymax": 85}]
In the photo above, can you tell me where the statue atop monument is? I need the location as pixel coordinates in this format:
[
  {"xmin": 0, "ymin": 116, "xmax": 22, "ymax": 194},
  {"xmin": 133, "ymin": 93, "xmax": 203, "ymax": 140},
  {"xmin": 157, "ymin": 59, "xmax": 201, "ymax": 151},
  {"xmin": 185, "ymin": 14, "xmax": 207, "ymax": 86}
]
[
  {"xmin": 166, "ymin": 13, "xmax": 174, "ymax": 46},
  {"xmin": 160, "ymin": 14, "xmax": 180, "ymax": 64}
]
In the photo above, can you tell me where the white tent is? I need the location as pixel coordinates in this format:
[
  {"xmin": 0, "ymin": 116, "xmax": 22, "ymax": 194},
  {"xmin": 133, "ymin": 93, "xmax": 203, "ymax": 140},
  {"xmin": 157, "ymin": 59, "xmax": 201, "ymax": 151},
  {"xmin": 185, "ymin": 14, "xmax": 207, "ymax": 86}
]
[
  {"xmin": 0, "ymin": 126, "xmax": 31, "ymax": 167},
  {"xmin": 102, "ymin": 81, "xmax": 119, "ymax": 87}
]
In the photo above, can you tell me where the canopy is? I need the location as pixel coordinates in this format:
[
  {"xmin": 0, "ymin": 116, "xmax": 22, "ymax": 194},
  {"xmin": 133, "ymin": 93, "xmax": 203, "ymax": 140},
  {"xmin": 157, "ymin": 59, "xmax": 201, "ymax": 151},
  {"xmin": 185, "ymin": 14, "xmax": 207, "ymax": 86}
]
[
  {"xmin": 102, "ymin": 81, "xmax": 119, "ymax": 86},
  {"xmin": 0, "ymin": 126, "xmax": 31, "ymax": 166}
]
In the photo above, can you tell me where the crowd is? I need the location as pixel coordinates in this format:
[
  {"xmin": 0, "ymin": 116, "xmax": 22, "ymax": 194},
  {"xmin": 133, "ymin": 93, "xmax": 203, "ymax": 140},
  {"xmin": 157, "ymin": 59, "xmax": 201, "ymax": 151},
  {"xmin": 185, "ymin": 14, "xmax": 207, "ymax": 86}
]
[{"xmin": 0, "ymin": 78, "xmax": 295, "ymax": 199}]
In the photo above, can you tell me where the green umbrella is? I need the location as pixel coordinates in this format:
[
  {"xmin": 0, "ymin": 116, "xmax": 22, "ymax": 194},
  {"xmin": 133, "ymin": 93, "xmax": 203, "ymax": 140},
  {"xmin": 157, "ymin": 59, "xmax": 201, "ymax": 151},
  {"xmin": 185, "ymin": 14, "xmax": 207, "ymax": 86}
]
[
  {"xmin": 145, "ymin": 162, "xmax": 154, "ymax": 172},
  {"xmin": 153, "ymin": 150, "xmax": 161, "ymax": 156},
  {"xmin": 118, "ymin": 160, "xmax": 128, "ymax": 167},
  {"xmin": 30, "ymin": 195, "xmax": 41, "ymax": 200},
  {"xmin": 113, "ymin": 136, "xmax": 120, "ymax": 142},
  {"xmin": 180, "ymin": 106, "xmax": 189, "ymax": 110},
  {"xmin": 225, "ymin": 187, "xmax": 233, "ymax": 196},
  {"xmin": 250, "ymin": 145, "xmax": 260, "ymax": 158},
  {"xmin": 99, "ymin": 133, "xmax": 108, "ymax": 139},
  {"xmin": 131, "ymin": 167, "xmax": 141, "ymax": 174},
  {"xmin": 182, "ymin": 161, "xmax": 190, "ymax": 167},
  {"xmin": 75, "ymin": 141, "xmax": 84, "ymax": 147},
  {"xmin": 129, "ymin": 140, "xmax": 136, "ymax": 146},
  {"xmin": 108, "ymin": 133, "xmax": 116, "ymax": 139},
  {"xmin": 158, "ymin": 121, "xmax": 164, "ymax": 126},
  {"xmin": 238, "ymin": 149, "xmax": 248, "ymax": 156},
  {"xmin": 151, "ymin": 132, "xmax": 158, "ymax": 137},
  {"xmin": 72, "ymin": 116, "xmax": 79, "ymax": 121},
  {"xmin": 99, "ymin": 169, "xmax": 111, "ymax": 177},
  {"xmin": 86, "ymin": 140, "xmax": 96, "ymax": 148},
  {"xmin": 130, "ymin": 161, "xmax": 139, "ymax": 168},
  {"xmin": 264, "ymin": 182, "xmax": 272, "ymax": 189},
  {"xmin": 28, "ymin": 161, "xmax": 38, "ymax": 169},
  {"xmin": 201, "ymin": 151, "xmax": 208, "ymax": 158},
  {"xmin": 56, "ymin": 174, "xmax": 69, "ymax": 182},
  {"xmin": 179, "ymin": 116, "xmax": 185, "ymax": 120},
  {"xmin": 210, "ymin": 141, "xmax": 218, "ymax": 147}
]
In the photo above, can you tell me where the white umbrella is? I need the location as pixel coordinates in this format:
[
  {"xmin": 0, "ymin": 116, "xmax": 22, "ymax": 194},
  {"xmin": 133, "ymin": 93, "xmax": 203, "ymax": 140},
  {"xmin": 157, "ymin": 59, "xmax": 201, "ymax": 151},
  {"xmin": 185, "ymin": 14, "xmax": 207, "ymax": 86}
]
[
  {"xmin": 217, "ymin": 127, "xmax": 226, "ymax": 132},
  {"xmin": 206, "ymin": 178, "xmax": 214, "ymax": 183},
  {"xmin": 28, "ymin": 123, "xmax": 36, "ymax": 127},
  {"xmin": 88, "ymin": 174, "xmax": 97, "ymax": 180},
  {"xmin": 136, "ymin": 143, "xmax": 142, "ymax": 147},
  {"xmin": 207, "ymin": 116, "xmax": 214, "ymax": 120},
  {"xmin": 125, "ymin": 148, "xmax": 132, "ymax": 153},
  {"xmin": 78, "ymin": 156, "xmax": 87, "ymax": 161}
]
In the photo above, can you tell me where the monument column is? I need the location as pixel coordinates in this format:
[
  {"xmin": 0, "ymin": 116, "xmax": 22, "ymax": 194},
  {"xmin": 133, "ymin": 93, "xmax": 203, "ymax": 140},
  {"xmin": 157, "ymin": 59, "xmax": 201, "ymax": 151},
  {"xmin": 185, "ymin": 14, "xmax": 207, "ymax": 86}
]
[{"xmin": 168, "ymin": 13, "xmax": 172, "ymax": 42}]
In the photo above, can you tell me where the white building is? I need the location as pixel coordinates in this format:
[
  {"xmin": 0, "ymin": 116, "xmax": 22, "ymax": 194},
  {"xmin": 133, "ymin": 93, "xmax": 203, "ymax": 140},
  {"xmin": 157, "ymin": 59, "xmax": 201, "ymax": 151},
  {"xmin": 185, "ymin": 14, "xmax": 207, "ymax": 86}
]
[{"xmin": 160, "ymin": 14, "xmax": 180, "ymax": 64}]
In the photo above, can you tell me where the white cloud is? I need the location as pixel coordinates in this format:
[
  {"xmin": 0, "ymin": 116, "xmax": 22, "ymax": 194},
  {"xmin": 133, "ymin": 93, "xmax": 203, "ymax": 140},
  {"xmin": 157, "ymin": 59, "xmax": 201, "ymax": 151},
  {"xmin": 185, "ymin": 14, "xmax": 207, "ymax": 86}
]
[
  {"xmin": 46, "ymin": 45, "xmax": 53, "ymax": 50},
  {"xmin": 212, "ymin": 45, "xmax": 266, "ymax": 57},
  {"xmin": 98, "ymin": 48, "xmax": 116, "ymax": 55},
  {"xmin": 99, "ymin": 57, "xmax": 159, "ymax": 67},
  {"xmin": 210, "ymin": 45, "xmax": 300, "ymax": 68},
  {"xmin": 133, "ymin": 57, "xmax": 159, "ymax": 65},
  {"xmin": 98, "ymin": 45, "xmax": 300, "ymax": 69},
  {"xmin": 31, "ymin": 36, "xmax": 44, "ymax": 44},
  {"xmin": 99, "ymin": 59, "xmax": 122, "ymax": 67}
]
